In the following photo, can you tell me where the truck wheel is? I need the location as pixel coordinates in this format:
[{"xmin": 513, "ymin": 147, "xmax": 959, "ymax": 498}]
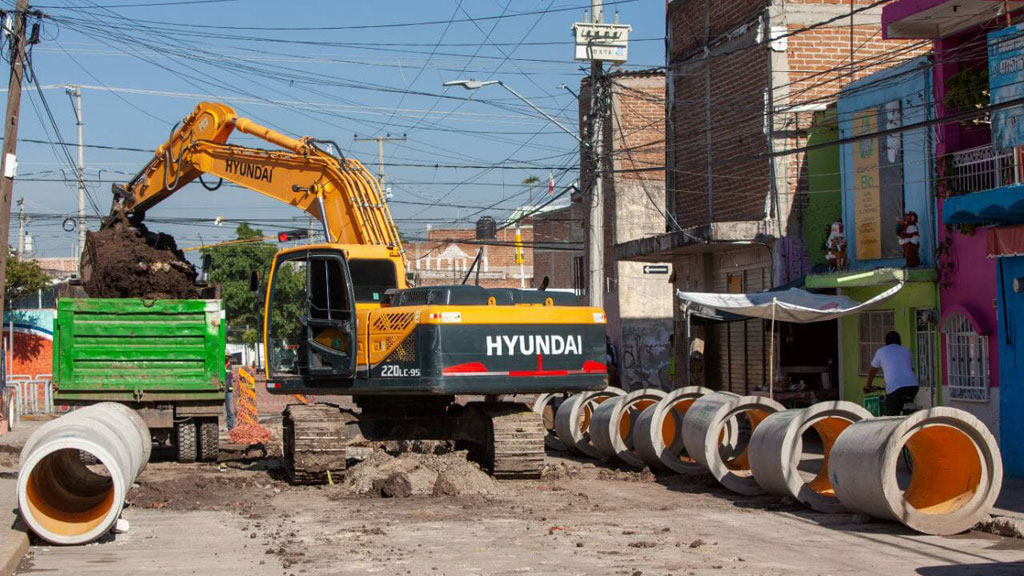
[
  {"xmin": 176, "ymin": 419, "xmax": 197, "ymax": 463},
  {"xmin": 198, "ymin": 418, "xmax": 219, "ymax": 462}
]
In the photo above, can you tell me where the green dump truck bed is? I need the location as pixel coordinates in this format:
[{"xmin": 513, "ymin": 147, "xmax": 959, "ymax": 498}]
[{"xmin": 53, "ymin": 298, "xmax": 227, "ymax": 403}]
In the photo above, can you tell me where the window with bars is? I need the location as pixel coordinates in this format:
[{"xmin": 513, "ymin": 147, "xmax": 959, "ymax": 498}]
[
  {"xmin": 942, "ymin": 313, "xmax": 990, "ymax": 402},
  {"xmin": 859, "ymin": 310, "xmax": 895, "ymax": 375},
  {"xmin": 915, "ymin": 309, "xmax": 937, "ymax": 388}
]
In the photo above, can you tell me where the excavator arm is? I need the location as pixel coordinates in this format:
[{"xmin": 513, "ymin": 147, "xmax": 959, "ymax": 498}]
[{"xmin": 117, "ymin": 102, "xmax": 404, "ymax": 257}]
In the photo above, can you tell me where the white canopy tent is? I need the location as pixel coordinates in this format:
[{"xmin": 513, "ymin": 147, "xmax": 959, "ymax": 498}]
[
  {"xmin": 676, "ymin": 282, "xmax": 905, "ymax": 397},
  {"xmin": 676, "ymin": 282, "xmax": 905, "ymax": 323}
]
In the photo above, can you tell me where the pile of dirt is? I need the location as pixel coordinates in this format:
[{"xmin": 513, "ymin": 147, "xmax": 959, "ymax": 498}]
[
  {"xmin": 343, "ymin": 449, "xmax": 497, "ymax": 497},
  {"xmin": 80, "ymin": 209, "xmax": 198, "ymax": 299}
]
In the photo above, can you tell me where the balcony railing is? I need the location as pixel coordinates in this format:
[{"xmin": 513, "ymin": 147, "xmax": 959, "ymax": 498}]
[{"xmin": 950, "ymin": 143, "xmax": 1020, "ymax": 195}]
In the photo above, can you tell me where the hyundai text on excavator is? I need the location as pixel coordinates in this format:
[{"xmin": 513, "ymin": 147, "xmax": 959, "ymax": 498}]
[{"xmin": 97, "ymin": 102, "xmax": 608, "ymax": 482}]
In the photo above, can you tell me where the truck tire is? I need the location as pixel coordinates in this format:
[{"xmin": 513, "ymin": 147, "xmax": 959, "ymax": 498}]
[
  {"xmin": 176, "ymin": 419, "xmax": 197, "ymax": 463},
  {"xmin": 198, "ymin": 418, "xmax": 219, "ymax": 462}
]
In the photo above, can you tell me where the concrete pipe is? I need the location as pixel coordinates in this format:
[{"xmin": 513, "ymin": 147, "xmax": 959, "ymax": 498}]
[
  {"xmin": 532, "ymin": 393, "xmax": 570, "ymax": 451},
  {"xmin": 748, "ymin": 401, "xmax": 872, "ymax": 512},
  {"xmin": 828, "ymin": 407, "xmax": 1002, "ymax": 535},
  {"xmin": 682, "ymin": 392, "xmax": 784, "ymax": 496},
  {"xmin": 554, "ymin": 387, "xmax": 626, "ymax": 458},
  {"xmin": 590, "ymin": 388, "xmax": 667, "ymax": 467},
  {"xmin": 18, "ymin": 402, "xmax": 151, "ymax": 545},
  {"xmin": 634, "ymin": 386, "xmax": 715, "ymax": 474}
]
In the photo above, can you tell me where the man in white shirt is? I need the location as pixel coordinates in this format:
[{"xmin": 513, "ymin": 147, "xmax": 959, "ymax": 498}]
[{"xmin": 863, "ymin": 331, "xmax": 919, "ymax": 415}]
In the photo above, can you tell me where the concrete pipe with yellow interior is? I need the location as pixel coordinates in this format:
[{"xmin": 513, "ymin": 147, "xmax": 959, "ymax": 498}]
[
  {"xmin": 18, "ymin": 403, "xmax": 151, "ymax": 545},
  {"xmin": 554, "ymin": 387, "xmax": 626, "ymax": 458},
  {"xmin": 590, "ymin": 388, "xmax": 667, "ymax": 467},
  {"xmin": 532, "ymin": 393, "xmax": 570, "ymax": 451},
  {"xmin": 634, "ymin": 386, "xmax": 715, "ymax": 474},
  {"xmin": 681, "ymin": 392, "xmax": 785, "ymax": 496},
  {"xmin": 748, "ymin": 401, "xmax": 872, "ymax": 512},
  {"xmin": 828, "ymin": 407, "xmax": 1002, "ymax": 535}
]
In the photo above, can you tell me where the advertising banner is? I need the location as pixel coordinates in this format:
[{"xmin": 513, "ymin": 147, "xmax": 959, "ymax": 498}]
[
  {"xmin": 989, "ymin": 23, "xmax": 1024, "ymax": 150},
  {"xmin": 853, "ymin": 108, "xmax": 881, "ymax": 260},
  {"xmin": 852, "ymin": 103, "xmax": 904, "ymax": 261}
]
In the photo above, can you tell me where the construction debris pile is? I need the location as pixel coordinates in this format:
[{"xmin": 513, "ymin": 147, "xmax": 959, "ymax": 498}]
[
  {"xmin": 535, "ymin": 387, "xmax": 1003, "ymax": 536},
  {"xmin": 80, "ymin": 209, "xmax": 198, "ymax": 299}
]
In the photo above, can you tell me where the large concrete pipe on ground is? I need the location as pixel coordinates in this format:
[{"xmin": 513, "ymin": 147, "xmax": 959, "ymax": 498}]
[
  {"xmin": 532, "ymin": 393, "xmax": 569, "ymax": 451},
  {"xmin": 554, "ymin": 387, "xmax": 626, "ymax": 458},
  {"xmin": 682, "ymin": 392, "xmax": 784, "ymax": 496},
  {"xmin": 590, "ymin": 388, "xmax": 667, "ymax": 467},
  {"xmin": 828, "ymin": 407, "xmax": 1002, "ymax": 535},
  {"xmin": 634, "ymin": 386, "xmax": 715, "ymax": 474},
  {"xmin": 18, "ymin": 402, "xmax": 151, "ymax": 545},
  {"xmin": 748, "ymin": 401, "xmax": 872, "ymax": 512}
]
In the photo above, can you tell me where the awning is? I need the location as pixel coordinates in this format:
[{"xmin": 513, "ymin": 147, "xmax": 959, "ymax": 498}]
[
  {"xmin": 943, "ymin": 185, "xmax": 1024, "ymax": 226},
  {"xmin": 882, "ymin": 0, "xmax": 1024, "ymax": 40},
  {"xmin": 987, "ymin": 224, "xmax": 1024, "ymax": 257},
  {"xmin": 677, "ymin": 282, "xmax": 905, "ymax": 323}
]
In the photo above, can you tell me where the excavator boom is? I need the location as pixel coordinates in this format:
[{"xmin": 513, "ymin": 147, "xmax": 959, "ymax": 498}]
[{"xmin": 118, "ymin": 102, "xmax": 404, "ymax": 258}]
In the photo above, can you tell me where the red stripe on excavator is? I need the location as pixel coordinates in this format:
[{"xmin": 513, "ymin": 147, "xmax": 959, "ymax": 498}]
[
  {"xmin": 442, "ymin": 362, "xmax": 489, "ymax": 375},
  {"xmin": 582, "ymin": 360, "xmax": 607, "ymax": 374}
]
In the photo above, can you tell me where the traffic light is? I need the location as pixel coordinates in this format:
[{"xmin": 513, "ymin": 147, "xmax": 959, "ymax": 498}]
[{"xmin": 277, "ymin": 229, "xmax": 311, "ymax": 243}]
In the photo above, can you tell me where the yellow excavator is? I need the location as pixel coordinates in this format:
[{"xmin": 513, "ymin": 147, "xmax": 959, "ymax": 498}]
[{"xmin": 103, "ymin": 102, "xmax": 608, "ymax": 482}]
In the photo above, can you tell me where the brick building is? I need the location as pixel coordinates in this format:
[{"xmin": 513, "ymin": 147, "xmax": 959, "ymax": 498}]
[
  {"xmin": 580, "ymin": 70, "xmax": 675, "ymax": 390},
  {"xmin": 615, "ymin": 0, "xmax": 929, "ymax": 393},
  {"xmin": 531, "ymin": 203, "xmax": 585, "ymax": 293},
  {"xmin": 406, "ymin": 222, "xmax": 537, "ymax": 289}
]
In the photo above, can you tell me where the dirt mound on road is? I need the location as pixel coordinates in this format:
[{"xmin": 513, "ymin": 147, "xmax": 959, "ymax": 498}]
[
  {"xmin": 81, "ymin": 209, "xmax": 198, "ymax": 299},
  {"xmin": 343, "ymin": 449, "xmax": 497, "ymax": 497}
]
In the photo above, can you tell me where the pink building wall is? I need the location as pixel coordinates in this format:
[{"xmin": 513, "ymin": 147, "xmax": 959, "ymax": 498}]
[{"xmin": 933, "ymin": 31, "xmax": 1001, "ymax": 392}]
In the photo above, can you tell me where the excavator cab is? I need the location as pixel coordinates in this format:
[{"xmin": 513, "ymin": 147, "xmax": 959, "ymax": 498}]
[{"xmin": 266, "ymin": 247, "xmax": 357, "ymax": 383}]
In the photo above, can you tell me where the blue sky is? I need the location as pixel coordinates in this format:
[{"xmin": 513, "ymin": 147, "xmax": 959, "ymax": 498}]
[{"xmin": 0, "ymin": 0, "xmax": 665, "ymax": 258}]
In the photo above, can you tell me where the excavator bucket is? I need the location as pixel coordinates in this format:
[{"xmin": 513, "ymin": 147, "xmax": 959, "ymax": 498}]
[{"xmin": 79, "ymin": 204, "xmax": 199, "ymax": 299}]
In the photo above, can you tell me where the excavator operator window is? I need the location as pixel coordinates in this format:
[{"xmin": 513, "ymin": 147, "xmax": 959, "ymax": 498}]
[
  {"xmin": 266, "ymin": 250, "xmax": 357, "ymax": 381},
  {"xmin": 348, "ymin": 259, "xmax": 398, "ymax": 303}
]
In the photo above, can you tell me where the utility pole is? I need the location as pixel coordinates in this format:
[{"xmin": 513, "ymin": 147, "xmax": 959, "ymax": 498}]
[
  {"xmin": 353, "ymin": 134, "xmax": 406, "ymax": 194},
  {"xmin": 588, "ymin": 0, "xmax": 605, "ymax": 309},
  {"xmin": 16, "ymin": 198, "xmax": 23, "ymax": 259},
  {"xmin": 0, "ymin": 0, "xmax": 33, "ymax": 326},
  {"xmin": 66, "ymin": 85, "xmax": 85, "ymax": 259}
]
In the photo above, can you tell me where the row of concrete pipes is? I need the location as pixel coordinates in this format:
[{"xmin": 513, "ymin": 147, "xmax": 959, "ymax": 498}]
[{"xmin": 534, "ymin": 387, "xmax": 1003, "ymax": 536}]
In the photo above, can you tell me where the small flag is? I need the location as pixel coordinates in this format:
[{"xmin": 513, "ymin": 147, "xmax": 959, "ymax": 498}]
[{"xmin": 548, "ymin": 170, "xmax": 554, "ymax": 195}]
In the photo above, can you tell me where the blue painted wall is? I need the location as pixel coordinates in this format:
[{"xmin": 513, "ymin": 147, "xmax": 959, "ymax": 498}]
[
  {"xmin": 838, "ymin": 56, "xmax": 935, "ymax": 269},
  {"xmin": 997, "ymin": 256, "xmax": 1024, "ymax": 476}
]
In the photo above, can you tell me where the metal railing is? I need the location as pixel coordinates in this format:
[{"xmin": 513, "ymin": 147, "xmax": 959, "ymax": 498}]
[
  {"xmin": 4, "ymin": 373, "xmax": 54, "ymax": 427},
  {"xmin": 951, "ymin": 143, "xmax": 1020, "ymax": 195}
]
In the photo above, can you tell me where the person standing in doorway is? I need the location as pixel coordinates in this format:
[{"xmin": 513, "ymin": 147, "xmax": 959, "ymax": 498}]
[{"xmin": 863, "ymin": 331, "xmax": 919, "ymax": 415}]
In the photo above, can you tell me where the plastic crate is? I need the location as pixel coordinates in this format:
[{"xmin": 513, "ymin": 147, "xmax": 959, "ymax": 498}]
[{"xmin": 863, "ymin": 394, "xmax": 884, "ymax": 417}]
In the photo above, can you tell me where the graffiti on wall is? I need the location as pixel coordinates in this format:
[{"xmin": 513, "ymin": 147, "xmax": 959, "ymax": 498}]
[{"xmin": 620, "ymin": 325, "xmax": 672, "ymax": 391}]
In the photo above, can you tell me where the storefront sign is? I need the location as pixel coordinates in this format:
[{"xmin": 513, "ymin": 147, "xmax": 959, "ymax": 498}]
[
  {"xmin": 852, "ymin": 103, "xmax": 904, "ymax": 261},
  {"xmin": 989, "ymin": 24, "xmax": 1024, "ymax": 150},
  {"xmin": 853, "ymin": 108, "xmax": 881, "ymax": 260}
]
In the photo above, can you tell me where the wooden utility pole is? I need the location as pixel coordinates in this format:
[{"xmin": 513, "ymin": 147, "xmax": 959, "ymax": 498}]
[{"xmin": 0, "ymin": 0, "xmax": 31, "ymax": 323}]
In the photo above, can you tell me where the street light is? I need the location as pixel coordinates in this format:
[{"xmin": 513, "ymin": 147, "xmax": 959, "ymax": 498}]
[{"xmin": 443, "ymin": 79, "xmax": 582, "ymax": 144}]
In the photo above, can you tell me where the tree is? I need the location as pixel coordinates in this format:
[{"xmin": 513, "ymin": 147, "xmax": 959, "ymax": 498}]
[
  {"xmin": 522, "ymin": 175, "xmax": 540, "ymax": 206},
  {"xmin": 5, "ymin": 254, "xmax": 49, "ymax": 308},
  {"xmin": 202, "ymin": 224, "xmax": 305, "ymax": 347},
  {"xmin": 202, "ymin": 224, "xmax": 278, "ymax": 343}
]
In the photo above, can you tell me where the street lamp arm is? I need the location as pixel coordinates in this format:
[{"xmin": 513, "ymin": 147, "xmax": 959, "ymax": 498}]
[{"xmin": 495, "ymin": 81, "xmax": 582, "ymax": 144}]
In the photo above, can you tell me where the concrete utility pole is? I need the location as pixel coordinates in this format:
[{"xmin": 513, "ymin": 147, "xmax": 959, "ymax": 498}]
[
  {"xmin": 0, "ymin": 0, "xmax": 33, "ymax": 326},
  {"xmin": 588, "ymin": 0, "xmax": 605, "ymax": 309},
  {"xmin": 66, "ymin": 85, "xmax": 85, "ymax": 259},
  {"xmin": 353, "ymin": 134, "xmax": 406, "ymax": 193}
]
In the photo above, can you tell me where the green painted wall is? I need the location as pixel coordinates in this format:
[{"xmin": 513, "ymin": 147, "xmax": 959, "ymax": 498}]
[
  {"xmin": 839, "ymin": 282, "xmax": 939, "ymax": 406},
  {"xmin": 804, "ymin": 108, "xmax": 842, "ymax": 267}
]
